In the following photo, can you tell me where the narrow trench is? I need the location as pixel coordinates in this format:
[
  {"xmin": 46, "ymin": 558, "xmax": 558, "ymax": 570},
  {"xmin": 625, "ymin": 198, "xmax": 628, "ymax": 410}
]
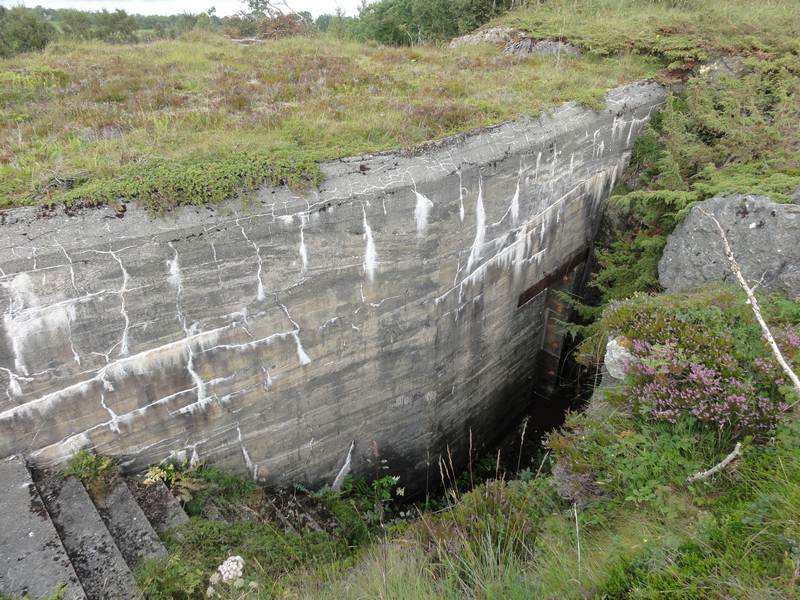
[{"xmin": 412, "ymin": 255, "xmax": 602, "ymax": 507}]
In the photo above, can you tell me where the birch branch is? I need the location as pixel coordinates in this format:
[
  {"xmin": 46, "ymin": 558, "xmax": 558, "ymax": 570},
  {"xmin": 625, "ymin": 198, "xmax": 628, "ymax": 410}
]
[
  {"xmin": 699, "ymin": 208, "xmax": 800, "ymax": 401},
  {"xmin": 687, "ymin": 442, "xmax": 742, "ymax": 484}
]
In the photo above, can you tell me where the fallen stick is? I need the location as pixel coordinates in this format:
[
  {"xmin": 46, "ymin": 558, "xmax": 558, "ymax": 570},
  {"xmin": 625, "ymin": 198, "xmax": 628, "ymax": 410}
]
[
  {"xmin": 686, "ymin": 442, "xmax": 742, "ymax": 484},
  {"xmin": 699, "ymin": 208, "xmax": 800, "ymax": 402}
]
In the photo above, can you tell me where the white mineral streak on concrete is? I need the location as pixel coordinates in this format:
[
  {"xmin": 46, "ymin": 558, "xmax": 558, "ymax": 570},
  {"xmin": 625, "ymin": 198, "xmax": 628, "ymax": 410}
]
[
  {"xmin": 167, "ymin": 243, "xmax": 213, "ymax": 416},
  {"xmin": 0, "ymin": 320, "xmax": 227, "ymax": 423},
  {"xmin": 238, "ymin": 217, "xmax": 267, "ymax": 301},
  {"xmin": 465, "ymin": 179, "xmax": 486, "ymax": 272},
  {"xmin": 458, "ymin": 170, "xmax": 466, "ymax": 222},
  {"xmin": 414, "ymin": 190, "xmax": 434, "ymax": 236},
  {"xmin": 280, "ymin": 303, "xmax": 312, "ymax": 366},
  {"xmin": 108, "ymin": 250, "xmax": 133, "ymax": 356},
  {"xmin": 362, "ymin": 206, "xmax": 378, "ymax": 282},
  {"xmin": 2, "ymin": 273, "xmax": 80, "ymax": 376},
  {"xmin": 331, "ymin": 440, "xmax": 355, "ymax": 491},
  {"xmin": 510, "ymin": 168, "xmax": 521, "ymax": 225},
  {"xmin": 299, "ymin": 214, "xmax": 309, "ymax": 273},
  {"xmin": 237, "ymin": 425, "xmax": 258, "ymax": 479},
  {"xmin": 490, "ymin": 163, "xmax": 523, "ymax": 227},
  {"xmin": 100, "ymin": 392, "xmax": 121, "ymax": 434}
]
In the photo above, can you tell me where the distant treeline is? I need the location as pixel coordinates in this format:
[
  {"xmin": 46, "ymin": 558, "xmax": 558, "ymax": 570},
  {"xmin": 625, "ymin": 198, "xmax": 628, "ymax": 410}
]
[
  {"xmin": 317, "ymin": 0, "xmax": 518, "ymax": 46},
  {"xmin": 0, "ymin": 0, "xmax": 520, "ymax": 57}
]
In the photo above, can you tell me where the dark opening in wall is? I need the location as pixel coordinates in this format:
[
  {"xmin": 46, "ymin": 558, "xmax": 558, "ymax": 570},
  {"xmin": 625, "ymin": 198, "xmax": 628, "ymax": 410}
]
[{"xmin": 517, "ymin": 248, "xmax": 590, "ymax": 308}]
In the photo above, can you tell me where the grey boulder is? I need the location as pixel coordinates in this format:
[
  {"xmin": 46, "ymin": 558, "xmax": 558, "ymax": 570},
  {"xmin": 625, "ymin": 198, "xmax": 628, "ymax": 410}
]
[{"xmin": 659, "ymin": 194, "xmax": 800, "ymax": 298}]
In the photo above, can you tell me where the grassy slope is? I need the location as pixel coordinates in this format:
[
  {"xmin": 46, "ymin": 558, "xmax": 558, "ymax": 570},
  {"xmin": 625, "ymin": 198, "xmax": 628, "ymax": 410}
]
[
  {"xmin": 498, "ymin": 0, "xmax": 800, "ymax": 65},
  {"xmin": 0, "ymin": 30, "xmax": 655, "ymax": 210}
]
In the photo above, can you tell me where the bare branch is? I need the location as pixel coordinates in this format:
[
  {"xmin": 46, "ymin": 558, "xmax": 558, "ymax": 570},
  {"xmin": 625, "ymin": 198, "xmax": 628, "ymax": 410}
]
[
  {"xmin": 687, "ymin": 442, "xmax": 742, "ymax": 484},
  {"xmin": 699, "ymin": 208, "xmax": 800, "ymax": 401}
]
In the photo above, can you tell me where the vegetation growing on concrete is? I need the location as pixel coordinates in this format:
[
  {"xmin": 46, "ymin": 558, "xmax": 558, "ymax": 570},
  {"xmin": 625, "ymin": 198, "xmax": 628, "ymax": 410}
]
[
  {"xmin": 64, "ymin": 449, "xmax": 119, "ymax": 497},
  {"xmin": 0, "ymin": 30, "xmax": 654, "ymax": 211}
]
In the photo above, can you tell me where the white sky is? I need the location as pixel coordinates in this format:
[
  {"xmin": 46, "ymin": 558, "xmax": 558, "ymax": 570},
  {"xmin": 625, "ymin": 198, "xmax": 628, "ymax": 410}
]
[{"xmin": 0, "ymin": 0, "xmax": 368, "ymax": 17}]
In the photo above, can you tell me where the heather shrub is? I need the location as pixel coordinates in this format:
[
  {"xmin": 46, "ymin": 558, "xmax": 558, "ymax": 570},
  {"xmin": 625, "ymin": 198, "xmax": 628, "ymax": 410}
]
[
  {"xmin": 627, "ymin": 341, "xmax": 787, "ymax": 435},
  {"xmin": 584, "ymin": 287, "xmax": 800, "ymax": 438}
]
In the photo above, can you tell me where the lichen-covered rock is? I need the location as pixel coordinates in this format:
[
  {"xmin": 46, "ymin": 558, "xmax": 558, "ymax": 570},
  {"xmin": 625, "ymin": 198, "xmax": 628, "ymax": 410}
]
[
  {"xmin": 504, "ymin": 38, "xmax": 581, "ymax": 58},
  {"xmin": 449, "ymin": 26, "xmax": 519, "ymax": 48},
  {"xmin": 659, "ymin": 194, "xmax": 800, "ymax": 299}
]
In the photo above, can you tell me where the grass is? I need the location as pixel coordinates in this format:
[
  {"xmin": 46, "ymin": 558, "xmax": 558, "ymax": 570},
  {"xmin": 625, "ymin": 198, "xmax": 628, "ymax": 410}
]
[
  {"xmin": 3, "ymin": 1, "xmax": 797, "ymax": 211},
  {"xmin": 497, "ymin": 0, "xmax": 800, "ymax": 68},
  {"xmin": 0, "ymin": 29, "xmax": 656, "ymax": 211}
]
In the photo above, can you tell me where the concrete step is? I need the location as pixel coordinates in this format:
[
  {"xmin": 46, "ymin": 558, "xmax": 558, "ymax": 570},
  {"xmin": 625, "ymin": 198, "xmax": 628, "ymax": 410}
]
[
  {"xmin": 0, "ymin": 456, "xmax": 86, "ymax": 600},
  {"xmin": 36, "ymin": 475, "xmax": 138, "ymax": 600},
  {"xmin": 94, "ymin": 479, "xmax": 168, "ymax": 570},
  {"xmin": 128, "ymin": 478, "xmax": 189, "ymax": 535}
]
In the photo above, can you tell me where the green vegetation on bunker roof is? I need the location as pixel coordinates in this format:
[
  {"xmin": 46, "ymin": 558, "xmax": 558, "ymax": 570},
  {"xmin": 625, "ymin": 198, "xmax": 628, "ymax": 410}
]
[
  {"xmin": 0, "ymin": 31, "xmax": 656, "ymax": 212},
  {"xmin": 496, "ymin": 0, "xmax": 800, "ymax": 68},
  {"xmin": 1, "ymin": 0, "xmax": 798, "ymax": 212}
]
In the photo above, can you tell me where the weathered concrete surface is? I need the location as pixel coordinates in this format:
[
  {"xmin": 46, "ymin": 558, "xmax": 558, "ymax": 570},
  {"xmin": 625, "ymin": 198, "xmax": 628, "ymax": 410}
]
[
  {"xmin": 37, "ymin": 476, "xmax": 137, "ymax": 600},
  {"xmin": 0, "ymin": 81, "xmax": 664, "ymax": 491},
  {"xmin": 660, "ymin": 195, "xmax": 800, "ymax": 298},
  {"xmin": 128, "ymin": 479, "xmax": 189, "ymax": 534},
  {"xmin": 0, "ymin": 456, "xmax": 86, "ymax": 600},
  {"xmin": 95, "ymin": 480, "xmax": 167, "ymax": 569}
]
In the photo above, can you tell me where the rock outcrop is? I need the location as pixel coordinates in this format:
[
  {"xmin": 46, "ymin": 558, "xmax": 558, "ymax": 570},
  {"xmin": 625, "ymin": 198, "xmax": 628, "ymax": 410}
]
[
  {"xmin": 449, "ymin": 26, "xmax": 519, "ymax": 48},
  {"xmin": 0, "ymin": 81, "xmax": 665, "ymax": 491},
  {"xmin": 659, "ymin": 194, "xmax": 800, "ymax": 298},
  {"xmin": 504, "ymin": 38, "xmax": 581, "ymax": 58},
  {"xmin": 449, "ymin": 26, "xmax": 581, "ymax": 59}
]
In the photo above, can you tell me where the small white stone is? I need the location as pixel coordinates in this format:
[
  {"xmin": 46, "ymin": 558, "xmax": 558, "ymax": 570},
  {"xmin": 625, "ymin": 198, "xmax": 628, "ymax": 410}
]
[{"xmin": 605, "ymin": 337, "xmax": 635, "ymax": 381}]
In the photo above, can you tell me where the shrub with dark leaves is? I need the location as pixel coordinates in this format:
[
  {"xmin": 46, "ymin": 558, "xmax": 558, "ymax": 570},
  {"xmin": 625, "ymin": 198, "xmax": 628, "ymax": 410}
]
[{"xmin": 626, "ymin": 340, "xmax": 787, "ymax": 436}]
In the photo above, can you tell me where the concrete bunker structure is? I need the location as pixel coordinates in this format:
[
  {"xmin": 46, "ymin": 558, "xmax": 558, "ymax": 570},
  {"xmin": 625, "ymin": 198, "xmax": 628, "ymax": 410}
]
[{"xmin": 0, "ymin": 81, "xmax": 665, "ymax": 491}]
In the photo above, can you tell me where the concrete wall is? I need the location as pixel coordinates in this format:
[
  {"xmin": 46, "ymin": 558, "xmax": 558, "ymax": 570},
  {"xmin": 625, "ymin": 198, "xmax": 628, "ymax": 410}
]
[{"xmin": 0, "ymin": 81, "xmax": 665, "ymax": 491}]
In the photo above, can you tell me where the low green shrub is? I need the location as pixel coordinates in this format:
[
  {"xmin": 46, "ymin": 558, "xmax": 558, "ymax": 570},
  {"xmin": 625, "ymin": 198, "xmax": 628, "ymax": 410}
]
[
  {"xmin": 54, "ymin": 150, "xmax": 321, "ymax": 213},
  {"xmin": 592, "ymin": 54, "xmax": 800, "ymax": 305}
]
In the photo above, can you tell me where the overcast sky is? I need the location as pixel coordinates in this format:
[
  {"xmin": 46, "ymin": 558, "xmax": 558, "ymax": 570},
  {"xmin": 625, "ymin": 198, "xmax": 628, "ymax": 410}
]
[{"xmin": 0, "ymin": 0, "xmax": 368, "ymax": 17}]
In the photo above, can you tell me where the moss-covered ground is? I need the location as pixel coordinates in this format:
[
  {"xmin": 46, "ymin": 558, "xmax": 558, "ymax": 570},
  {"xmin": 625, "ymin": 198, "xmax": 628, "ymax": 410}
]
[{"xmin": 0, "ymin": 29, "xmax": 654, "ymax": 211}]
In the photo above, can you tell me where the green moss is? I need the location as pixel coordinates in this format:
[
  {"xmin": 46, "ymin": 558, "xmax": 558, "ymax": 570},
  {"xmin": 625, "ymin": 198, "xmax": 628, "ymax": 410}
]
[{"xmin": 55, "ymin": 150, "xmax": 321, "ymax": 213}]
